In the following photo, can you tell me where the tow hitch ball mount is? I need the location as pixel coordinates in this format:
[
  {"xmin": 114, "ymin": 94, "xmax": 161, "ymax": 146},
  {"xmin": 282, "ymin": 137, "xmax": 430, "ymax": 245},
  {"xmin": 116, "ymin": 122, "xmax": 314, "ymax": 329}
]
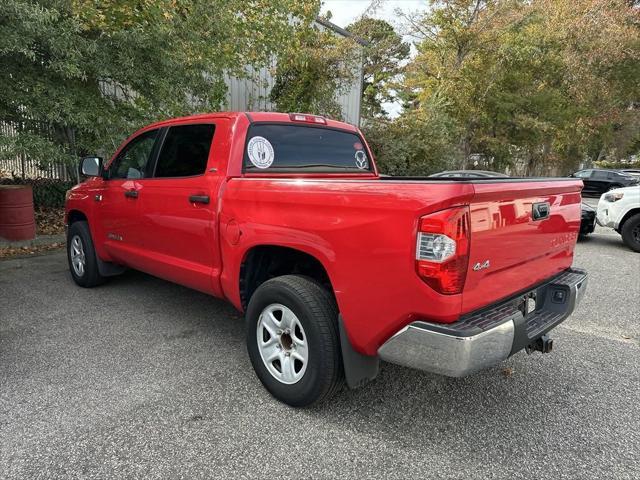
[{"xmin": 526, "ymin": 334, "xmax": 553, "ymax": 354}]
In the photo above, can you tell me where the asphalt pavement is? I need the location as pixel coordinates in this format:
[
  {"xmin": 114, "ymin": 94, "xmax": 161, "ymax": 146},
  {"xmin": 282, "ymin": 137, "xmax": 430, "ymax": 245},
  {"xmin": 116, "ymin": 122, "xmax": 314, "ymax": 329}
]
[{"xmin": 1, "ymin": 223, "xmax": 639, "ymax": 479}]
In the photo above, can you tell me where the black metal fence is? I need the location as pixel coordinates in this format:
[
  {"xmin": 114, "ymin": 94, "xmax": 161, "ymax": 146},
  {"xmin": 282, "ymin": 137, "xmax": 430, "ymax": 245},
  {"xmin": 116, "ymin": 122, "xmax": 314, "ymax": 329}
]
[{"xmin": 0, "ymin": 155, "xmax": 75, "ymax": 181}]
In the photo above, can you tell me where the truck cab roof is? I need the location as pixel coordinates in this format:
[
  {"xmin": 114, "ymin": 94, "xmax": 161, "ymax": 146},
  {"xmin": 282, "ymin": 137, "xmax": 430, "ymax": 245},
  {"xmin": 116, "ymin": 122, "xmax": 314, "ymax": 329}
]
[{"xmin": 143, "ymin": 111, "xmax": 359, "ymax": 133}]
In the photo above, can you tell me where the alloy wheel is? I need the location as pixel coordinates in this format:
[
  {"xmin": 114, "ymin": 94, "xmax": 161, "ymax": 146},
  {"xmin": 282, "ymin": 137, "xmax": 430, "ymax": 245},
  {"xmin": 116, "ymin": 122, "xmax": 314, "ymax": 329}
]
[
  {"xmin": 256, "ymin": 303, "xmax": 309, "ymax": 384},
  {"xmin": 70, "ymin": 235, "xmax": 86, "ymax": 277}
]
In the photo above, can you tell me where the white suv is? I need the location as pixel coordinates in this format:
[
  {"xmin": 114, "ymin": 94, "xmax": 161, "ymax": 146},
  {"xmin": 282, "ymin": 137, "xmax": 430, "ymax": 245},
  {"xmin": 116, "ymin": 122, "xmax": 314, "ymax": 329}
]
[{"xmin": 597, "ymin": 185, "xmax": 640, "ymax": 252}]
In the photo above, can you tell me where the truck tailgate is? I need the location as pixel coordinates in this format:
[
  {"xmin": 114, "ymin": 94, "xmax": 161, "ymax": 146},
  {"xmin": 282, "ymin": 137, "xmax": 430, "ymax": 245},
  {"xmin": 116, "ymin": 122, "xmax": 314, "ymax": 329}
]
[{"xmin": 462, "ymin": 180, "xmax": 582, "ymax": 314}]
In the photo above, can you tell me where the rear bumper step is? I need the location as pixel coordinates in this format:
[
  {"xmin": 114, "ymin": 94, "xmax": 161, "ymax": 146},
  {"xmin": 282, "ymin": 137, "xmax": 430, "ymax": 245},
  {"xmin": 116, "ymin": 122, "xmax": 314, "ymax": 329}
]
[{"xmin": 377, "ymin": 268, "xmax": 587, "ymax": 377}]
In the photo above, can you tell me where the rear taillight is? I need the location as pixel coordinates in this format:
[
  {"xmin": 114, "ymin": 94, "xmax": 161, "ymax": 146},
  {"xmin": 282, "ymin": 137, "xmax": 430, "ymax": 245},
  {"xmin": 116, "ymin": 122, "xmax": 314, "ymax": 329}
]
[{"xmin": 416, "ymin": 206, "xmax": 470, "ymax": 295}]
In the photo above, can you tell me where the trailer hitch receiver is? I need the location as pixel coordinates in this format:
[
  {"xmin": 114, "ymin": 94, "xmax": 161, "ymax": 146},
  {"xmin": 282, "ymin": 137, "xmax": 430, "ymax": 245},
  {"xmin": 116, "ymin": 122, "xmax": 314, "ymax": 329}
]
[{"xmin": 526, "ymin": 334, "xmax": 553, "ymax": 354}]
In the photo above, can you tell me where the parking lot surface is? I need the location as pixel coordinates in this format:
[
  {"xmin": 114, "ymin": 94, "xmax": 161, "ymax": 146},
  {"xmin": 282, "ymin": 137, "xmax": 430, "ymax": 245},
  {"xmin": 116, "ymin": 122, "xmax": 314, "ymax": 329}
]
[{"xmin": 1, "ymin": 221, "xmax": 639, "ymax": 479}]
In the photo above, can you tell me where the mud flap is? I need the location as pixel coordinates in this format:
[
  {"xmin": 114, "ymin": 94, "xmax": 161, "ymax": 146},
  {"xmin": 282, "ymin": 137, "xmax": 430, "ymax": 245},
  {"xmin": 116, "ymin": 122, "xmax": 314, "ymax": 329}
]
[
  {"xmin": 338, "ymin": 315, "xmax": 379, "ymax": 389},
  {"xmin": 96, "ymin": 255, "xmax": 126, "ymax": 277}
]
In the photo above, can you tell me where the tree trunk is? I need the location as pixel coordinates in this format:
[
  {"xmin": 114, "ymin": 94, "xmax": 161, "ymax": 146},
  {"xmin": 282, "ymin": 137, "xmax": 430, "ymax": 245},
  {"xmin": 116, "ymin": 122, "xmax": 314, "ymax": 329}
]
[
  {"xmin": 459, "ymin": 129, "xmax": 472, "ymax": 169},
  {"xmin": 525, "ymin": 149, "xmax": 536, "ymax": 177}
]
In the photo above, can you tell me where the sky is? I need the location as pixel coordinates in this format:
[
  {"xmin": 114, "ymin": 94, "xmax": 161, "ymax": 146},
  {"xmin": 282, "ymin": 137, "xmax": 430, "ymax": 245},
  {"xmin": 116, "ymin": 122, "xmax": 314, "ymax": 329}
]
[
  {"xmin": 320, "ymin": 1, "xmax": 429, "ymax": 117},
  {"xmin": 320, "ymin": 0, "xmax": 427, "ymax": 31}
]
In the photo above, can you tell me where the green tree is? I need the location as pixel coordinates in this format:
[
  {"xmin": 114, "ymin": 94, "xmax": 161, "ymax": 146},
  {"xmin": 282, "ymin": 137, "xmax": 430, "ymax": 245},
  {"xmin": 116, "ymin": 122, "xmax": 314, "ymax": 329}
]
[
  {"xmin": 365, "ymin": 98, "xmax": 457, "ymax": 176},
  {"xmin": 346, "ymin": 18, "xmax": 409, "ymax": 119},
  {"xmin": 0, "ymin": 0, "xmax": 319, "ymax": 172},
  {"xmin": 403, "ymin": 0, "xmax": 640, "ymax": 174},
  {"xmin": 269, "ymin": 17, "xmax": 359, "ymax": 119}
]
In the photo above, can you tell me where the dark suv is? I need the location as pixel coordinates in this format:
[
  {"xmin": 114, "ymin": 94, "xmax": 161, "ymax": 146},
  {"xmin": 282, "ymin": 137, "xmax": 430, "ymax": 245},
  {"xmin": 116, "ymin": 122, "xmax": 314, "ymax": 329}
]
[{"xmin": 571, "ymin": 169, "xmax": 639, "ymax": 196}]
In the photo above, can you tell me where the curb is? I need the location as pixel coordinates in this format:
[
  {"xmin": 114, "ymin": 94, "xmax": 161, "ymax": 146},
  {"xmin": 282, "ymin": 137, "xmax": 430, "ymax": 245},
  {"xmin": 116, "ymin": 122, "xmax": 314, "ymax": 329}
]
[{"xmin": 0, "ymin": 233, "xmax": 66, "ymax": 248}]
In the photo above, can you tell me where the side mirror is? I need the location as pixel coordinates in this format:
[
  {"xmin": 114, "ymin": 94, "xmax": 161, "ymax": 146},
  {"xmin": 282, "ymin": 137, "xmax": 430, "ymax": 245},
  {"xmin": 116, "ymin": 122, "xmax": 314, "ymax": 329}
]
[{"xmin": 80, "ymin": 156, "xmax": 103, "ymax": 177}]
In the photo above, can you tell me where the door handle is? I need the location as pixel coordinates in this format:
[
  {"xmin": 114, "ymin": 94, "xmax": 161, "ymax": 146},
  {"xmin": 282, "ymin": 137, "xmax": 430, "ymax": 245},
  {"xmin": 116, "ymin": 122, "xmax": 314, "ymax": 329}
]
[
  {"xmin": 189, "ymin": 195, "xmax": 210, "ymax": 204},
  {"xmin": 124, "ymin": 189, "xmax": 138, "ymax": 199},
  {"xmin": 532, "ymin": 202, "xmax": 550, "ymax": 220}
]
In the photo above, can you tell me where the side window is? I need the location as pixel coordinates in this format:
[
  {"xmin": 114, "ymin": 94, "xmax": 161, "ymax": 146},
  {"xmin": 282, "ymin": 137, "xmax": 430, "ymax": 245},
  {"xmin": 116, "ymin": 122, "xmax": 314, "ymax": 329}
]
[
  {"xmin": 154, "ymin": 124, "xmax": 215, "ymax": 178},
  {"xmin": 592, "ymin": 170, "xmax": 608, "ymax": 179},
  {"xmin": 110, "ymin": 130, "xmax": 158, "ymax": 179},
  {"xmin": 574, "ymin": 170, "xmax": 592, "ymax": 178}
]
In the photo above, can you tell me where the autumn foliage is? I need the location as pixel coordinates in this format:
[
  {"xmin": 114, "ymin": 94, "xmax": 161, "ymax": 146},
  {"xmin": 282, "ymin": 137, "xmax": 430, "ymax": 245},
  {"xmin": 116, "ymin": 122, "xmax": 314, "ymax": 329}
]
[{"xmin": 368, "ymin": 0, "xmax": 640, "ymax": 175}]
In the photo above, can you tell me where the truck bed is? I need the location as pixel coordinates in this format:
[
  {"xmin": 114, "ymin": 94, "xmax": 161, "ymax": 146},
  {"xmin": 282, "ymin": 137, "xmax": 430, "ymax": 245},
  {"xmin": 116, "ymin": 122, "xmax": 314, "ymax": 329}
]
[{"xmin": 222, "ymin": 176, "xmax": 583, "ymax": 354}]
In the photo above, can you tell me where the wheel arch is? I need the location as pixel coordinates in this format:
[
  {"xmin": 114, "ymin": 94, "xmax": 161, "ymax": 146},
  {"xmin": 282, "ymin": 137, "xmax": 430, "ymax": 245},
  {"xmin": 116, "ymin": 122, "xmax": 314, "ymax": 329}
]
[
  {"xmin": 239, "ymin": 244, "xmax": 335, "ymax": 311},
  {"xmin": 66, "ymin": 208, "xmax": 124, "ymax": 277},
  {"xmin": 67, "ymin": 209, "xmax": 88, "ymax": 225},
  {"xmin": 618, "ymin": 208, "xmax": 640, "ymax": 231}
]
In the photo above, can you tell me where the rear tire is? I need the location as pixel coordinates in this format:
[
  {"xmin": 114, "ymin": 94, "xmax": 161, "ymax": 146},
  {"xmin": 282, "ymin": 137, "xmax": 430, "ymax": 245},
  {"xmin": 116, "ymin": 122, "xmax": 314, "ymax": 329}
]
[
  {"xmin": 621, "ymin": 214, "xmax": 640, "ymax": 252},
  {"xmin": 246, "ymin": 275, "xmax": 344, "ymax": 407},
  {"xmin": 67, "ymin": 221, "xmax": 105, "ymax": 287}
]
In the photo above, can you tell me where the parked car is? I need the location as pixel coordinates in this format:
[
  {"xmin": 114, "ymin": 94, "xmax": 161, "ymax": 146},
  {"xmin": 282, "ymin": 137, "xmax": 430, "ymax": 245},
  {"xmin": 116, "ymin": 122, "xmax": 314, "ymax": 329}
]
[
  {"xmin": 580, "ymin": 202, "xmax": 596, "ymax": 237},
  {"xmin": 596, "ymin": 185, "xmax": 640, "ymax": 252},
  {"xmin": 429, "ymin": 170, "xmax": 509, "ymax": 178},
  {"xmin": 65, "ymin": 112, "xmax": 588, "ymax": 406},
  {"xmin": 570, "ymin": 168, "xmax": 639, "ymax": 196}
]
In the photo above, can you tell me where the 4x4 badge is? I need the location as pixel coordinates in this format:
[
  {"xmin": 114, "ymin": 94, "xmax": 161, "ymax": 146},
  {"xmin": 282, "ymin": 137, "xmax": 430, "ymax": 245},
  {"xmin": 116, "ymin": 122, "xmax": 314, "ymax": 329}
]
[{"xmin": 473, "ymin": 260, "xmax": 490, "ymax": 271}]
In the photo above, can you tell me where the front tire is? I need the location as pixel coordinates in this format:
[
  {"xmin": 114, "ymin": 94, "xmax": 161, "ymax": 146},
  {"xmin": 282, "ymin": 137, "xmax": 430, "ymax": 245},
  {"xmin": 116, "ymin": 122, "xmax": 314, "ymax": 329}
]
[
  {"xmin": 621, "ymin": 214, "xmax": 640, "ymax": 252},
  {"xmin": 246, "ymin": 275, "xmax": 344, "ymax": 407},
  {"xmin": 67, "ymin": 221, "xmax": 105, "ymax": 287}
]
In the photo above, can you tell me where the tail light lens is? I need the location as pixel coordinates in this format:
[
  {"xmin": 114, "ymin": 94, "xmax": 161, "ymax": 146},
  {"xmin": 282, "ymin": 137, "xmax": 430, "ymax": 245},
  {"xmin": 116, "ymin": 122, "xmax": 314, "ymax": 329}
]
[{"xmin": 416, "ymin": 206, "xmax": 470, "ymax": 295}]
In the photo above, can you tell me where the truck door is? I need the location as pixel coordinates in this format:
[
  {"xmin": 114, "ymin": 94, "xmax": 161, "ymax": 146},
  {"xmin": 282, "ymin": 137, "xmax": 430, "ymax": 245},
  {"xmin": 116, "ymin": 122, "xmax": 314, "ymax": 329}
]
[
  {"xmin": 97, "ymin": 128, "xmax": 160, "ymax": 266},
  {"xmin": 135, "ymin": 121, "xmax": 224, "ymax": 295}
]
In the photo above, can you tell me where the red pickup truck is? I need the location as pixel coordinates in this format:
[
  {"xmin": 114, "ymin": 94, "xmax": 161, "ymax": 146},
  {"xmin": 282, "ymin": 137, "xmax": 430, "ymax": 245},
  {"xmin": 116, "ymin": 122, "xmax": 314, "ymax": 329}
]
[{"xmin": 65, "ymin": 112, "xmax": 587, "ymax": 406}]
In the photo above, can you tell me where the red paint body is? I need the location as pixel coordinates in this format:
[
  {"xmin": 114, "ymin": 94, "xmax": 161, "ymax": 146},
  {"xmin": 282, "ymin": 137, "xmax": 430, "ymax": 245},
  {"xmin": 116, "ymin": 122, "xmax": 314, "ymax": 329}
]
[{"xmin": 65, "ymin": 112, "xmax": 583, "ymax": 356}]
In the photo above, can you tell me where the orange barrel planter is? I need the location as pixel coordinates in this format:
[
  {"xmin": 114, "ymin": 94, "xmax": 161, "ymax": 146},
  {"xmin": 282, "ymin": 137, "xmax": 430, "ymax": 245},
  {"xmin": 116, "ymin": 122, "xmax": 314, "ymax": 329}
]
[{"xmin": 0, "ymin": 185, "xmax": 36, "ymax": 241}]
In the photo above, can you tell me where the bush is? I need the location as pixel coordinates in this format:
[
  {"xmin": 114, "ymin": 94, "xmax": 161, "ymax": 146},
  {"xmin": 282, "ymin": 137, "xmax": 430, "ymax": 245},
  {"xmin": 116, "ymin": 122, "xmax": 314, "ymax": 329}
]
[
  {"xmin": 0, "ymin": 177, "xmax": 75, "ymax": 208},
  {"xmin": 594, "ymin": 159, "xmax": 640, "ymax": 170},
  {"xmin": 362, "ymin": 109, "xmax": 457, "ymax": 176}
]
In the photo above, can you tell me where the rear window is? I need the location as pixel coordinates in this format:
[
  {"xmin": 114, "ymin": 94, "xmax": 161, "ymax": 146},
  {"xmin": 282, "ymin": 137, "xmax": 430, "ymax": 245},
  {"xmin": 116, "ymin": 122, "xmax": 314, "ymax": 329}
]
[{"xmin": 243, "ymin": 124, "xmax": 372, "ymax": 173}]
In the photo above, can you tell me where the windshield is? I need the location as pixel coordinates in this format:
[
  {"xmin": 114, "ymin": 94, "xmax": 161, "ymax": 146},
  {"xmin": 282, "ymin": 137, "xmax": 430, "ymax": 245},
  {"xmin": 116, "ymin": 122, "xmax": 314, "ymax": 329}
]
[{"xmin": 243, "ymin": 124, "xmax": 373, "ymax": 173}]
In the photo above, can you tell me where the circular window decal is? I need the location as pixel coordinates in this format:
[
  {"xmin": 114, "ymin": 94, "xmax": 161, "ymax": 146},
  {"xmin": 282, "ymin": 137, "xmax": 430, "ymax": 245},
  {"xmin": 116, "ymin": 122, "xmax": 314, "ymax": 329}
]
[
  {"xmin": 355, "ymin": 150, "xmax": 368, "ymax": 170},
  {"xmin": 247, "ymin": 136, "xmax": 274, "ymax": 169}
]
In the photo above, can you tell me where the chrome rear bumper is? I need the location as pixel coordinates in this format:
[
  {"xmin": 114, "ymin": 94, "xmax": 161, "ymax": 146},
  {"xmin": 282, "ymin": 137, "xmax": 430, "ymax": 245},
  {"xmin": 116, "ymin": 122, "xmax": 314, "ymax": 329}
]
[{"xmin": 378, "ymin": 268, "xmax": 588, "ymax": 377}]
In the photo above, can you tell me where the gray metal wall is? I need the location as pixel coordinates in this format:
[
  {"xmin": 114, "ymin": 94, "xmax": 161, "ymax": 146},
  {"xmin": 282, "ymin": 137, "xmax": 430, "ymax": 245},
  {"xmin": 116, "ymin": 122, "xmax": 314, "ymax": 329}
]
[{"xmin": 222, "ymin": 21, "xmax": 363, "ymax": 126}]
